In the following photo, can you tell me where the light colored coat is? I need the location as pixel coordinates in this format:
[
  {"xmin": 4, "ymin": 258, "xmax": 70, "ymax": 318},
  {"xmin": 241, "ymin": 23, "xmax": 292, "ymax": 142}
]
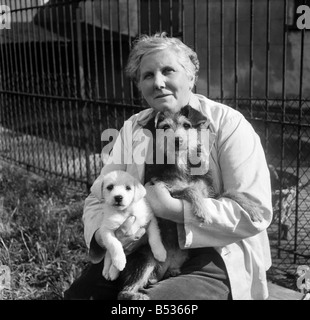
[{"xmin": 83, "ymin": 93, "xmax": 273, "ymax": 300}]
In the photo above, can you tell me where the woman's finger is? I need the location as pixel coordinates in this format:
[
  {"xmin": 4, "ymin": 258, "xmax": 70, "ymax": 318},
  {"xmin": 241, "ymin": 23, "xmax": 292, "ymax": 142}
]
[{"xmin": 116, "ymin": 215, "xmax": 136, "ymax": 237}]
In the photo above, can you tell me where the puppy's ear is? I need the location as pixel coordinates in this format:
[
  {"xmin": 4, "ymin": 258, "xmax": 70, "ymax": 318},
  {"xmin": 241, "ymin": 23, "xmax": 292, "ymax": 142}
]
[
  {"xmin": 133, "ymin": 179, "xmax": 146, "ymax": 202},
  {"xmin": 90, "ymin": 177, "xmax": 105, "ymax": 201}
]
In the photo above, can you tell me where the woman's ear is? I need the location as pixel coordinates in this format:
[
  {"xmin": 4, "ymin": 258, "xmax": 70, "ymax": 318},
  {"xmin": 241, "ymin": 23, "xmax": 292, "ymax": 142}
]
[
  {"xmin": 189, "ymin": 74, "xmax": 195, "ymax": 91},
  {"xmin": 133, "ymin": 180, "xmax": 146, "ymax": 202}
]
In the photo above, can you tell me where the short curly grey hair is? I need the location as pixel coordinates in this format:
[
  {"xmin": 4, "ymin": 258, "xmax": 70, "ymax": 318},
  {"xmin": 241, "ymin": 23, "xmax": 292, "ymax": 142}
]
[{"xmin": 125, "ymin": 32, "xmax": 200, "ymax": 87}]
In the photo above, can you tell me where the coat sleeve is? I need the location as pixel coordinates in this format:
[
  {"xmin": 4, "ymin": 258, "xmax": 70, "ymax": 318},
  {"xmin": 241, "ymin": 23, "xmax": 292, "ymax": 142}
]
[{"xmin": 178, "ymin": 115, "xmax": 273, "ymax": 249}]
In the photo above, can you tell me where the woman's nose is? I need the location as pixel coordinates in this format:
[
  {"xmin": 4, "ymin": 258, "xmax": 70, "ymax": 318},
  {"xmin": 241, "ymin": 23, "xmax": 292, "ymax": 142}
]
[{"xmin": 153, "ymin": 73, "xmax": 165, "ymax": 89}]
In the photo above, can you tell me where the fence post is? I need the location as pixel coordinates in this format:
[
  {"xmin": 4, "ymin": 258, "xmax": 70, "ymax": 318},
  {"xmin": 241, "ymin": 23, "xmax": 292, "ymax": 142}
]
[{"xmin": 76, "ymin": 6, "xmax": 91, "ymax": 191}]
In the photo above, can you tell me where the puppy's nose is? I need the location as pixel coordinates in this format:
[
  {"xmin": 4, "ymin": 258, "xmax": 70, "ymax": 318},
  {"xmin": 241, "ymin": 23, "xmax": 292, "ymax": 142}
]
[{"xmin": 114, "ymin": 195, "xmax": 123, "ymax": 203}]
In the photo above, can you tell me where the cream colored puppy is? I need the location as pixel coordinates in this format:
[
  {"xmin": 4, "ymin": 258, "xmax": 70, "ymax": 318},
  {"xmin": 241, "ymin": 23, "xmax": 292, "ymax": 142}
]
[{"xmin": 97, "ymin": 170, "xmax": 167, "ymax": 281}]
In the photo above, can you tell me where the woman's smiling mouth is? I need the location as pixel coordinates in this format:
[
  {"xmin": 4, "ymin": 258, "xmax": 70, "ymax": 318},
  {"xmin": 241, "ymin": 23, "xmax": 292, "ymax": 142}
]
[{"xmin": 155, "ymin": 94, "xmax": 172, "ymax": 99}]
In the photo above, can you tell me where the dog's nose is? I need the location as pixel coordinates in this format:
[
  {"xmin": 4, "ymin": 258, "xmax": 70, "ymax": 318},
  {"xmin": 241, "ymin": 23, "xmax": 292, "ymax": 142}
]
[
  {"xmin": 114, "ymin": 195, "xmax": 123, "ymax": 203},
  {"xmin": 175, "ymin": 137, "xmax": 183, "ymax": 147}
]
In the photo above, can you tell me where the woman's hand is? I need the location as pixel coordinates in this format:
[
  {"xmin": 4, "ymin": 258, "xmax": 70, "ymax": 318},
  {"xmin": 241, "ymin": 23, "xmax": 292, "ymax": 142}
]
[
  {"xmin": 144, "ymin": 181, "xmax": 184, "ymax": 224},
  {"xmin": 95, "ymin": 216, "xmax": 148, "ymax": 255}
]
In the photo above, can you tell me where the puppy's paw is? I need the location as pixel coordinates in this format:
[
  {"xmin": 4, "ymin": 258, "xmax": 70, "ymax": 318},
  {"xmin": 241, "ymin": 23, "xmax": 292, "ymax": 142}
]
[
  {"xmin": 112, "ymin": 253, "xmax": 126, "ymax": 271},
  {"xmin": 152, "ymin": 246, "xmax": 167, "ymax": 262},
  {"xmin": 108, "ymin": 265, "xmax": 120, "ymax": 281},
  {"xmin": 102, "ymin": 268, "xmax": 110, "ymax": 280}
]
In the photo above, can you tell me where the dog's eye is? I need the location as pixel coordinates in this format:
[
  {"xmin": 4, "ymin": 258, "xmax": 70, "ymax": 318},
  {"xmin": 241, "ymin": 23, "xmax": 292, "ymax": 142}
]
[
  {"xmin": 162, "ymin": 125, "xmax": 170, "ymax": 131},
  {"xmin": 126, "ymin": 186, "xmax": 132, "ymax": 191},
  {"xmin": 107, "ymin": 184, "xmax": 114, "ymax": 191},
  {"xmin": 183, "ymin": 123, "xmax": 191, "ymax": 129}
]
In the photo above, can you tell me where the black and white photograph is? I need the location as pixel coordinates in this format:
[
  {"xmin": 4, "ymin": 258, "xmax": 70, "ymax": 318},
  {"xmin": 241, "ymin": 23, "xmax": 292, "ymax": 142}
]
[{"xmin": 0, "ymin": 0, "xmax": 310, "ymax": 304}]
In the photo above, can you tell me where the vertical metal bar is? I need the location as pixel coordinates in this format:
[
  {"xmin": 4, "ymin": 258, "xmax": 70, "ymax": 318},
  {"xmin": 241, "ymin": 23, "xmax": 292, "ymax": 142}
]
[
  {"xmin": 126, "ymin": 0, "xmax": 134, "ymax": 104},
  {"xmin": 54, "ymin": 1, "xmax": 65, "ymax": 177},
  {"xmin": 48, "ymin": 0, "xmax": 60, "ymax": 177},
  {"xmin": 89, "ymin": 2, "xmax": 99, "ymax": 178},
  {"xmin": 68, "ymin": 4, "xmax": 77, "ymax": 184},
  {"xmin": 220, "ymin": 0, "xmax": 224, "ymax": 102},
  {"xmin": 100, "ymin": 0, "xmax": 110, "ymax": 137},
  {"xmin": 116, "ymin": 0, "xmax": 126, "ymax": 135},
  {"xmin": 0, "ymin": 25, "xmax": 8, "ymax": 157},
  {"xmin": 249, "ymin": 0, "xmax": 254, "ymax": 117},
  {"xmin": 92, "ymin": 1, "xmax": 99, "ymax": 101},
  {"xmin": 84, "ymin": 0, "xmax": 94, "ymax": 185},
  {"xmin": 206, "ymin": 0, "xmax": 210, "ymax": 97},
  {"xmin": 69, "ymin": 3, "xmax": 80, "ymax": 185},
  {"xmin": 9, "ymin": 33, "xmax": 19, "ymax": 162},
  {"xmin": 109, "ymin": 0, "xmax": 116, "ymax": 100},
  {"xmin": 148, "ymin": 0, "xmax": 151, "ymax": 34},
  {"xmin": 6, "ymin": 6, "xmax": 14, "ymax": 162},
  {"xmin": 1, "ymin": 15, "xmax": 15, "ymax": 161},
  {"xmin": 33, "ymin": 0, "xmax": 46, "ymax": 173},
  {"xmin": 294, "ymin": 6, "xmax": 305, "ymax": 264},
  {"xmin": 60, "ymin": 1, "xmax": 70, "ymax": 179},
  {"xmin": 137, "ymin": 0, "xmax": 141, "ymax": 37},
  {"xmin": 117, "ymin": 0, "xmax": 125, "ymax": 103},
  {"xmin": 264, "ymin": 0, "xmax": 270, "ymax": 154},
  {"xmin": 91, "ymin": 0, "xmax": 100, "ymax": 177},
  {"xmin": 108, "ymin": 0, "xmax": 117, "ymax": 130},
  {"xmin": 192, "ymin": 0, "xmax": 197, "ymax": 94},
  {"xmin": 234, "ymin": 0, "xmax": 238, "ymax": 109},
  {"xmin": 100, "ymin": 0, "xmax": 108, "ymax": 101},
  {"xmin": 79, "ymin": 2, "xmax": 88, "ymax": 183},
  {"xmin": 158, "ymin": 0, "xmax": 162, "ymax": 31},
  {"xmin": 170, "ymin": 0, "xmax": 174, "ymax": 36},
  {"xmin": 15, "ymin": 0, "xmax": 26, "ymax": 164},
  {"xmin": 28, "ymin": 0, "xmax": 40, "ymax": 172},
  {"xmin": 83, "ymin": 0, "xmax": 92, "ymax": 100},
  {"xmin": 181, "ymin": 0, "xmax": 185, "ymax": 43},
  {"xmin": 43, "ymin": 3, "xmax": 53, "ymax": 173},
  {"xmin": 9, "ymin": 6, "xmax": 18, "ymax": 163},
  {"xmin": 77, "ymin": 3, "xmax": 91, "ymax": 188},
  {"xmin": 11, "ymin": 6, "xmax": 21, "ymax": 163},
  {"xmin": 278, "ymin": 0, "xmax": 288, "ymax": 257},
  {"xmin": 20, "ymin": 1, "xmax": 33, "ymax": 170},
  {"xmin": 193, "ymin": 0, "xmax": 197, "ymax": 50}
]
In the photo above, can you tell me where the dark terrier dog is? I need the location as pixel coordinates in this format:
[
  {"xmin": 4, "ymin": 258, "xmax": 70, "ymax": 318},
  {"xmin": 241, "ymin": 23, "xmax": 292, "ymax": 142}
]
[{"xmin": 116, "ymin": 105, "xmax": 263, "ymax": 300}]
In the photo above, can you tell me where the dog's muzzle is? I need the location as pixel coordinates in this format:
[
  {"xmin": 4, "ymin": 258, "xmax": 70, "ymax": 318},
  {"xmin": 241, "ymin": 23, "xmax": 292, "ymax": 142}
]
[
  {"xmin": 175, "ymin": 137, "xmax": 183, "ymax": 150},
  {"xmin": 114, "ymin": 195, "xmax": 123, "ymax": 206}
]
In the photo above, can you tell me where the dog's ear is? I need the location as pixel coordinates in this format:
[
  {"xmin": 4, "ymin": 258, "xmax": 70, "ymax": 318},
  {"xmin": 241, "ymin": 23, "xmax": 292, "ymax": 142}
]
[
  {"xmin": 186, "ymin": 105, "xmax": 208, "ymax": 127},
  {"xmin": 133, "ymin": 179, "xmax": 146, "ymax": 202},
  {"xmin": 180, "ymin": 105, "xmax": 190, "ymax": 118},
  {"xmin": 90, "ymin": 177, "xmax": 105, "ymax": 201}
]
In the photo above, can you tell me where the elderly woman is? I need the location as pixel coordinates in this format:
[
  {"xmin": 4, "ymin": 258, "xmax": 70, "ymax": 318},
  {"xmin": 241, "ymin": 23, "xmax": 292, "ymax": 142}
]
[{"xmin": 65, "ymin": 33, "xmax": 273, "ymax": 300}]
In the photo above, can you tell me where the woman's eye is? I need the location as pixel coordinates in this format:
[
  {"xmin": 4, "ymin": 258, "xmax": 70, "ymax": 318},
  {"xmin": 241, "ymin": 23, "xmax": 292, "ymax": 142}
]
[
  {"xmin": 163, "ymin": 67, "xmax": 174, "ymax": 75},
  {"xmin": 107, "ymin": 184, "xmax": 114, "ymax": 191},
  {"xmin": 143, "ymin": 73, "xmax": 153, "ymax": 80}
]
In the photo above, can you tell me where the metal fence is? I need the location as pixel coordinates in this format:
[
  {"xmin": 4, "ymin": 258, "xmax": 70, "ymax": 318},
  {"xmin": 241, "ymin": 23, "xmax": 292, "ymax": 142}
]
[{"xmin": 0, "ymin": 0, "xmax": 310, "ymax": 287}]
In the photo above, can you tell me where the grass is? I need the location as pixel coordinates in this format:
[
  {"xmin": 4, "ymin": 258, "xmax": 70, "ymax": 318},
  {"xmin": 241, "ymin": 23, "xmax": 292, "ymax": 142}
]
[{"xmin": 0, "ymin": 163, "xmax": 89, "ymax": 300}]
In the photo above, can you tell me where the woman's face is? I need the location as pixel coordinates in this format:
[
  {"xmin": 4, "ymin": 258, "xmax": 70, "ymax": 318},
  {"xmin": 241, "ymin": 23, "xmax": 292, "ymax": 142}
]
[{"xmin": 138, "ymin": 49, "xmax": 194, "ymax": 114}]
